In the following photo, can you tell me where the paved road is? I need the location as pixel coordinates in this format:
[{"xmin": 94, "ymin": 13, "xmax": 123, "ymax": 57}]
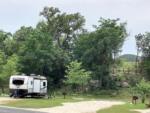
[{"xmin": 0, "ymin": 106, "xmax": 46, "ymax": 113}]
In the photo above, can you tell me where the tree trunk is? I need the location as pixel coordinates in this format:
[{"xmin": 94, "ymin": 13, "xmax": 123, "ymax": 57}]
[
  {"xmin": 1, "ymin": 85, "xmax": 5, "ymax": 94},
  {"xmin": 81, "ymin": 82, "xmax": 84, "ymax": 93},
  {"xmin": 98, "ymin": 77, "xmax": 102, "ymax": 88},
  {"xmin": 142, "ymin": 96, "xmax": 145, "ymax": 103}
]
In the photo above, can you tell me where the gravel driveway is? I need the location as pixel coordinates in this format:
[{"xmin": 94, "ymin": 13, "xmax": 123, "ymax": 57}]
[
  {"xmin": 134, "ymin": 109, "xmax": 150, "ymax": 113},
  {"xmin": 34, "ymin": 100, "xmax": 124, "ymax": 113}
]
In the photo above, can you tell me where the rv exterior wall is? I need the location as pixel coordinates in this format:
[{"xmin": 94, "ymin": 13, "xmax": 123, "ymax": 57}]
[
  {"xmin": 27, "ymin": 77, "xmax": 34, "ymax": 93},
  {"xmin": 40, "ymin": 80, "xmax": 47, "ymax": 94},
  {"xmin": 9, "ymin": 75, "xmax": 47, "ymax": 97},
  {"xmin": 9, "ymin": 75, "xmax": 28, "ymax": 90},
  {"xmin": 33, "ymin": 79, "xmax": 41, "ymax": 93}
]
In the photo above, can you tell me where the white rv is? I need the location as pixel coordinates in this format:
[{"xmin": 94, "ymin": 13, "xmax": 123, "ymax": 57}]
[{"xmin": 9, "ymin": 74, "xmax": 47, "ymax": 97}]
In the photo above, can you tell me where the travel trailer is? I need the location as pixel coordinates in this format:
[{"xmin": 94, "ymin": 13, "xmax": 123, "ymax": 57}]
[{"xmin": 9, "ymin": 74, "xmax": 47, "ymax": 97}]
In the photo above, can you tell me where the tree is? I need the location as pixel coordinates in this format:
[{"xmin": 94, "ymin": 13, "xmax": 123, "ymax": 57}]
[
  {"xmin": 18, "ymin": 29, "xmax": 54, "ymax": 75},
  {"xmin": 135, "ymin": 33, "xmax": 150, "ymax": 79},
  {"xmin": 0, "ymin": 52, "xmax": 18, "ymax": 93},
  {"xmin": 74, "ymin": 18, "xmax": 127, "ymax": 89},
  {"xmin": 0, "ymin": 51, "xmax": 6, "ymax": 93},
  {"xmin": 2, "ymin": 54, "xmax": 18, "ymax": 80},
  {"xmin": 135, "ymin": 34, "xmax": 144, "ymax": 74},
  {"xmin": 136, "ymin": 78, "xmax": 150, "ymax": 103},
  {"xmin": 17, "ymin": 28, "xmax": 69, "ymax": 88},
  {"xmin": 39, "ymin": 7, "xmax": 85, "ymax": 50},
  {"xmin": 0, "ymin": 31, "xmax": 9, "ymax": 49},
  {"xmin": 3, "ymin": 38, "xmax": 17, "ymax": 56},
  {"xmin": 65, "ymin": 61, "xmax": 91, "ymax": 92},
  {"xmin": 13, "ymin": 26, "xmax": 34, "ymax": 53},
  {"xmin": 0, "ymin": 30, "xmax": 12, "ymax": 55}
]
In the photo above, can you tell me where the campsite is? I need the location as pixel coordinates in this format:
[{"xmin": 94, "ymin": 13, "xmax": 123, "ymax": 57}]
[{"xmin": 0, "ymin": 0, "xmax": 150, "ymax": 113}]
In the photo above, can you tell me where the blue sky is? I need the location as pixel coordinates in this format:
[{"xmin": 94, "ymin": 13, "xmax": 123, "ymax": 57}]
[{"xmin": 0, "ymin": 0, "xmax": 150, "ymax": 55}]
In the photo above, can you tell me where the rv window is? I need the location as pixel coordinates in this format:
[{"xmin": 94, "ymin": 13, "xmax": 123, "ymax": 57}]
[
  {"xmin": 13, "ymin": 80, "xmax": 24, "ymax": 85},
  {"xmin": 31, "ymin": 81, "xmax": 33, "ymax": 85},
  {"xmin": 43, "ymin": 82, "xmax": 46, "ymax": 86}
]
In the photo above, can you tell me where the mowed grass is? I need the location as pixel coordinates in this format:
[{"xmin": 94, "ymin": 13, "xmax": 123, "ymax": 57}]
[
  {"xmin": 3, "ymin": 89, "xmax": 130, "ymax": 108},
  {"xmin": 4, "ymin": 96, "xmax": 86, "ymax": 108},
  {"xmin": 97, "ymin": 102, "xmax": 146, "ymax": 113},
  {"xmin": 2, "ymin": 89, "xmax": 134, "ymax": 108}
]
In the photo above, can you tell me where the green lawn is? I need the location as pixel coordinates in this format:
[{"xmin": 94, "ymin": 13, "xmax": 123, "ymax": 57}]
[
  {"xmin": 97, "ymin": 103, "xmax": 146, "ymax": 113},
  {"xmin": 1, "ymin": 89, "xmax": 134, "ymax": 108},
  {"xmin": 4, "ymin": 96, "xmax": 87, "ymax": 108}
]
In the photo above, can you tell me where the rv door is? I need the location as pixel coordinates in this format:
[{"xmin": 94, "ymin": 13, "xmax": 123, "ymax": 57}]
[{"xmin": 33, "ymin": 79, "xmax": 40, "ymax": 93}]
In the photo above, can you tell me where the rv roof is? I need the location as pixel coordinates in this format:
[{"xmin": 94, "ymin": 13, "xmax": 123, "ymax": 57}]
[
  {"xmin": 11, "ymin": 75, "xmax": 47, "ymax": 80},
  {"xmin": 30, "ymin": 75, "xmax": 46, "ymax": 80}
]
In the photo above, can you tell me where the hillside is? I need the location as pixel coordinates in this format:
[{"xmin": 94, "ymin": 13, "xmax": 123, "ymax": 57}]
[{"xmin": 119, "ymin": 54, "xmax": 137, "ymax": 62}]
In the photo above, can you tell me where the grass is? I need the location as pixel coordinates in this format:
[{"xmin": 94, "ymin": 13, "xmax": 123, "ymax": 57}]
[
  {"xmin": 4, "ymin": 96, "xmax": 88, "ymax": 108},
  {"xmin": 97, "ymin": 102, "xmax": 146, "ymax": 113},
  {"xmin": 2, "ymin": 91, "xmax": 129, "ymax": 108},
  {"xmin": 2, "ymin": 88, "xmax": 133, "ymax": 108},
  {"xmin": 79, "ymin": 88, "xmax": 133, "ymax": 101},
  {"xmin": 4, "ymin": 95, "xmax": 148, "ymax": 113},
  {"xmin": 1, "ymin": 88, "xmax": 148, "ymax": 113}
]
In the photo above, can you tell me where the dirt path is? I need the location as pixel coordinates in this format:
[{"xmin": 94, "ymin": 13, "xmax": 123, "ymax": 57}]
[
  {"xmin": 134, "ymin": 109, "xmax": 150, "ymax": 113},
  {"xmin": 0, "ymin": 97, "xmax": 20, "ymax": 104},
  {"xmin": 34, "ymin": 100, "xmax": 124, "ymax": 113}
]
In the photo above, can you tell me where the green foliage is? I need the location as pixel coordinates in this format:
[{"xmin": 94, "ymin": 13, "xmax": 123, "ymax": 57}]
[
  {"xmin": 0, "ymin": 51, "xmax": 6, "ymax": 68},
  {"xmin": 39, "ymin": 7, "xmax": 85, "ymax": 50},
  {"xmin": 3, "ymin": 38, "xmax": 17, "ymax": 56},
  {"xmin": 136, "ymin": 79, "xmax": 150, "ymax": 95},
  {"xmin": 119, "ymin": 61, "xmax": 136, "ymax": 69},
  {"xmin": 13, "ymin": 26, "xmax": 34, "ymax": 54},
  {"xmin": 74, "ymin": 18, "xmax": 127, "ymax": 88},
  {"xmin": 119, "ymin": 54, "xmax": 138, "ymax": 62},
  {"xmin": 4, "ymin": 96, "xmax": 83, "ymax": 108},
  {"xmin": 114, "ymin": 60, "xmax": 141, "ymax": 87},
  {"xmin": 17, "ymin": 28, "xmax": 69, "ymax": 88},
  {"xmin": 135, "ymin": 79, "xmax": 150, "ymax": 103},
  {"xmin": 0, "ymin": 51, "xmax": 6, "ymax": 91},
  {"xmin": 65, "ymin": 61, "xmax": 91, "ymax": 86},
  {"xmin": 0, "ymin": 7, "xmax": 129, "ymax": 92},
  {"xmin": 18, "ymin": 29, "xmax": 53, "ymax": 74},
  {"xmin": 97, "ymin": 103, "xmax": 145, "ymax": 113},
  {"xmin": 0, "ymin": 31, "xmax": 12, "ymax": 52},
  {"xmin": 0, "ymin": 53, "xmax": 18, "ymax": 93},
  {"xmin": 135, "ymin": 33, "xmax": 150, "ymax": 79},
  {"xmin": 1, "ymin": 54, "xmax": 18, "ymax": 80},
  {"xmin": 13, "ymin": 26, "xmax": 34, "ymax": 43}
]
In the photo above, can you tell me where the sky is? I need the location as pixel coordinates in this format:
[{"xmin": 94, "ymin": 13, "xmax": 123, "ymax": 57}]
[{"xmin": 0, "ymin": 0, "xmax": 150, "ymax": 55}]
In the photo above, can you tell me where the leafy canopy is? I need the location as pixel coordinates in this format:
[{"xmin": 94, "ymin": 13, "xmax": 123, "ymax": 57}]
[
  {"xmin": 65, "ymin": 61, "xmax": 91, "ymax": 86},
  {"xmin": 74, "ymin": 18, "xmax": 127, "ymax": 88},
  {"xmin": 39, "ymin": 7, "xmax": 85, "ymax": 50}
]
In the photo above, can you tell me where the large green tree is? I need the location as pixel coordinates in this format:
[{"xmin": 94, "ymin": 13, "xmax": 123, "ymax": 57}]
[
  {"xmin": 13, "ymin": 26, "xmax": 34, "ymax": 53},
  {"xmin": 0, "ymin": 30, "xmax": 12, "ymax": 55},
  {"xmin": 17, "ymin": 28, "xmax": 69, "ymax": 88},
  {"xmin": 39, "ymin": 7, "xmax": 85, "ymax": 51},
  {"xmin": 0, "ymin": 31, "xmax": 18, "ymax": 93},
  {"xmin": 74, "ymin": 18, "xmax": 127, "ymax": 88},
  {"xmin": 135, "ymin": 33, "xmax": 150, "ymax": 79},
  {"xmin": 0, "ymin": 52, "xmax": 18, "ymax": 93},
  {"xmin": 0, "ymin": 51, "xmax": 6, "ymax": 93}
]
